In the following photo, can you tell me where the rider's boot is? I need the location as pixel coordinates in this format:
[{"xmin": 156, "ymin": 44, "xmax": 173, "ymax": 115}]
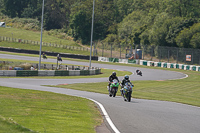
[{"xmin": 107, "ymin": 86, "xmax": 110, "ymax": 91}]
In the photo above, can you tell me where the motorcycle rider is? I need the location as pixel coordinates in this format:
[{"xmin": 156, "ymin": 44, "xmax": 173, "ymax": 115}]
[
  {"xmin": 42, "ymin": 53, "xmax": 47, "ymax": 59},
  {"xmin": 108, "ymin": 72, "xmax": 119, "ymax": 91},
  {"xmin": 120, "ymin": 75, "xmax": 133, "ymax": 95},
  {"xmin": 57, "ymin": 54, "xmax": 62, "ymax": 61},
  {"xmin": 136, "ymin": 69, "xmax": 142, "ymax": 76}
]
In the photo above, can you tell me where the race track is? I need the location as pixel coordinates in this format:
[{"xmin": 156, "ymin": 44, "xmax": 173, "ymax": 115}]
[{"xmin": 0, "ymin": 54, "xmax": 200, "ymax": 133}]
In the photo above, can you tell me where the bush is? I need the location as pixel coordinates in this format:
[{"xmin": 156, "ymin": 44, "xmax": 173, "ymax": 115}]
[{"xmin": 19, "ymin": 63, "xmax": 32, "ymax": 70}]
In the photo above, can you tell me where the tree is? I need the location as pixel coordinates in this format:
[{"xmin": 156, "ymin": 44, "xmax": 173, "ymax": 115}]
[
  {"xmin": 175, "ymin": 23, "xmax": 200, "ymax": 48},
  {"xmin": 3, "ymin": 0, "xmax": 30, "ymax": 17},
  {"xmin": 70, "ymin": 10, "xmax": 91, "ymax": 44}
]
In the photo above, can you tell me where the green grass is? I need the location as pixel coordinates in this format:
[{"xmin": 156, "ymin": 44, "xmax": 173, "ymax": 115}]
[
  {"xmin": 0, "ymin": 41, "xmax": 91, "ymax": 55},
  {"xmin": 50, "ymin": 70, "xmax": 200, "ymax": 107},
  {"xmin": 0, "ymin": 27, "xmax": 77, "ymax": 46},
  {"xmin": 0, "ymin": 86, "xmax": 102, "ymax": 133}
]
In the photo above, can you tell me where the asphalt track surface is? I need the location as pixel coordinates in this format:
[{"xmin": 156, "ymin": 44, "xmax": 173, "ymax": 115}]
[{"xmin": 1, "ymin": 54, "xmax": 200, "ymax": 133}]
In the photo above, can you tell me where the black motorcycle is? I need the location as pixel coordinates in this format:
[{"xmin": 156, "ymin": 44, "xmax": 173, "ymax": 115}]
[{"xmin": 136, "ymin": 69, "xmax": 142, "ymax": 76}]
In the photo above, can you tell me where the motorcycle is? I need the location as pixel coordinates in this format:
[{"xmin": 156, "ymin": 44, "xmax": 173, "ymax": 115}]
[
  {"xmin": 57, "ymin": 57, "xmax": 62, "ymax": 61},
  {"xmin": 43, "ymin": 55, "xmax": 47, "ymax": 59},
  {"xmin": 136, "ymin": 69, "xmax": 142, "ymax": 76},
  {"xmin": 108, "ymin": 79, "xmax": 119, "ymax": 97},
  {"xmin": 121, "ymin": 82, "xmax": 133, "ymax": 102}
]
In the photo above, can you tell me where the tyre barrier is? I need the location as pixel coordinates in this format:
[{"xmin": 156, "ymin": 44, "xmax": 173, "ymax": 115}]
[
  {"xmin": 98, "ymin": 57, "xmax": 139, "ymax": 64},
  {"xmin": 0, "ymin": 69, "xmax": 101, "ymax": 77},
  {"xmin": 139, "ymin": 60, "xmax": 200, "ymax": 72}
]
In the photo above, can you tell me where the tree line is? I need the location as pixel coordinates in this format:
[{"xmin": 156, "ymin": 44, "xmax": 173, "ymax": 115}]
[{"xmin": 0, "ymin": 0, "xmax": 200, "ymax": 49}]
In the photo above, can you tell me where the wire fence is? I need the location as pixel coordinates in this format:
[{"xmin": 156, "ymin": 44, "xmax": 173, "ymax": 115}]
[
  {"xmin": 1, "ymin": 36, "xmax": 199, "ymax": 65},
  {"xmin": 0, "ymin": 36, "xmax": 90, "ymax": 52},
  {"xmin": 94, "ymin": 42, "xmax": 200, "ymax": 65},
  {"xmin": 141, "ymin": 45, "xmax": 200, "ymax": 65}
]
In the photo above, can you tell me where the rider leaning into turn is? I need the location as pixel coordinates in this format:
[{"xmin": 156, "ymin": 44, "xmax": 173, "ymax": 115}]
[{"xmin": 108, "ymin": 72, "xmax": 119, "ymax": 90}]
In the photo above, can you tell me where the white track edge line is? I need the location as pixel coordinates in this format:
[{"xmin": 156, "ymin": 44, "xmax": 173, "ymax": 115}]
[{"xmin": 73, "ymin": 95, "xmax": 120, "ymax": 133}]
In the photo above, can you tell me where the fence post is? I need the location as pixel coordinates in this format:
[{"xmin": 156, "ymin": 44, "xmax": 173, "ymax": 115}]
[
  {"xmin": 176, "ymin": 48, "xmax": 179, "ymax": 64},
  {"xmin": 134, "ymin": 44, "xmax": 137, "ymax": 59},
  {"xmin": 142, "ymin": 45, "xmax": 144, "ymax": 60},
  {"xmin": 151, "ymin": 46, "xmax": 153, "ymax": 61},
  {"xmin": 199, "ymin": 52, "xmax": 200, "ymax": 65},
  {"xmin": 185, "ymin": 51, "xmax": 186, "ymax": 64},
  {"xmin": 110, "ymin": 43, "xmax": 112, "ymax": 58},
  {"xmin": 120, "ymin": 45, "xmax": 121, "ymax": 59},
  {"xmin": 192, "ymin": 50, "xmax": 194, "ymax": 65},
  {"xmin": 102, "ymin": 42, "xmax": 104, "ymax": 57},
  {"xmin": 93, "ymin": 42, "xmax": 95, "ymax": 56},
  {"xmin": 168, "ymin": 49, "xmax": 169, "ymax": 63},
  {"xmin": 159, "ymin": 46, "xmax": 161, "ymax": 62}
]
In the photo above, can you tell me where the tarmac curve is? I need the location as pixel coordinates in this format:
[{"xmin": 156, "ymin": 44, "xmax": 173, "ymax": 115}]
[{"xmin": 0, "ymin": 53, "xmax": 200, "ymax": 133}]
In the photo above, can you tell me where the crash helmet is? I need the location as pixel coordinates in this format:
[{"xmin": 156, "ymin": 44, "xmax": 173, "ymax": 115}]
[
  {"xmin": 124, "ymin": 75, "xmax": 129, "ymax": 80},
  {"xmin": 112, "ymin": 72, "xmax": 116, "ymax": 76}
]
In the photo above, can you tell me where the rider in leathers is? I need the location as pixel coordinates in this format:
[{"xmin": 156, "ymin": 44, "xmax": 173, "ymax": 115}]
[
  {"xmin": 120, "ymin": 75, "xmax": 133, "ymax": 95},
  {"xmin": 108, "ymin": 72, "xmax": 119, "ymax": 91}
]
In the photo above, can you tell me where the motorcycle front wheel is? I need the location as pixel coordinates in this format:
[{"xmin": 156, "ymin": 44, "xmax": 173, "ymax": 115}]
[
  {"xmin": 127, "ymin": 92, "xmax": 131, "ymax": 102},
  {"xmin": 113, "ymin": 90, "xmax": 117, "ymax": 97}
]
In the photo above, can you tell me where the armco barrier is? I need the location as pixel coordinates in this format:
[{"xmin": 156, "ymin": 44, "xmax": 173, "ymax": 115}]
[
  {"xmin": 119, "ymin": 59, "xmax": 128, "ymax": 64},
  {"xmin": 0, "ymin": 70, "xmax": 16, "ymax": 76},
  {"xmin": 191, "ymin": 66, "xmax": 196, "ymax": 71},
  {"xmin": 16, "ymin": 70, "xmax": 38, "ymax": 76},
  {"xmin": 95, "ymin": 69, "xmax": 101, "ymax": 74},
  {"xmin": 109, "ymin": 58, "xmax": 119, "ymax": 63},
  {"xmin": 175, "ymin": 64, "xmax": 179, "ymax": 69},
  {"xmin": 138, "ymin": 60, "xmax": 200, "ymax": 72},
  {"xmin": 189, "ymin": 65, "xmax": 195, "ymax": 71},
  {"xmin": 89, "ymin": 70, "xmax": 96, "ymax": 75},
  {"xmin": 80, "ymin": 70, "xmax": 89, "ymax": 75},
  {"xmin": 98, "ymin": 57, "xmax": 109, "ymax": 62},
  {"xmin": 147, "ymin": 61, "xmax": 154, "ymax": 66},
  {"xmin": 140, "ymin": 60, "xmax": 146, "ymax": 65},
  {"xmin": 197, "ymin": 66, "xmax": 200, "ymax": 71},
  {"xmin": 128, "ymin": 59, "xmax": 136, "ymax": 64},
  {"xmin": 0, "ymin": 69, "xmax": 101, "ymax": 76},
  {"xmin": 55, "ymin": 70, "xmax": 69, "ymax": 76},
  {"xmin": 69, "ymin": 70, "xmax": 80, "ymax": 76},
  {"xmin": 38, "ymin": 70, "xmax": 55, "ymax": 76},
  {"xmin": 98, "ymin": 57, "xmax": 138, "ymax": 64}
]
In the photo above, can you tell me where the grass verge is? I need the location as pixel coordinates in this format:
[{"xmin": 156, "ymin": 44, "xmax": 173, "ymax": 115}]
[
  {"xmin": 0, "ymin": 86, "xmax": 102, "ymax": 133},
  {"xmin": 50, "ymin": 69, "xmax": 200, "ymax": 107}
]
